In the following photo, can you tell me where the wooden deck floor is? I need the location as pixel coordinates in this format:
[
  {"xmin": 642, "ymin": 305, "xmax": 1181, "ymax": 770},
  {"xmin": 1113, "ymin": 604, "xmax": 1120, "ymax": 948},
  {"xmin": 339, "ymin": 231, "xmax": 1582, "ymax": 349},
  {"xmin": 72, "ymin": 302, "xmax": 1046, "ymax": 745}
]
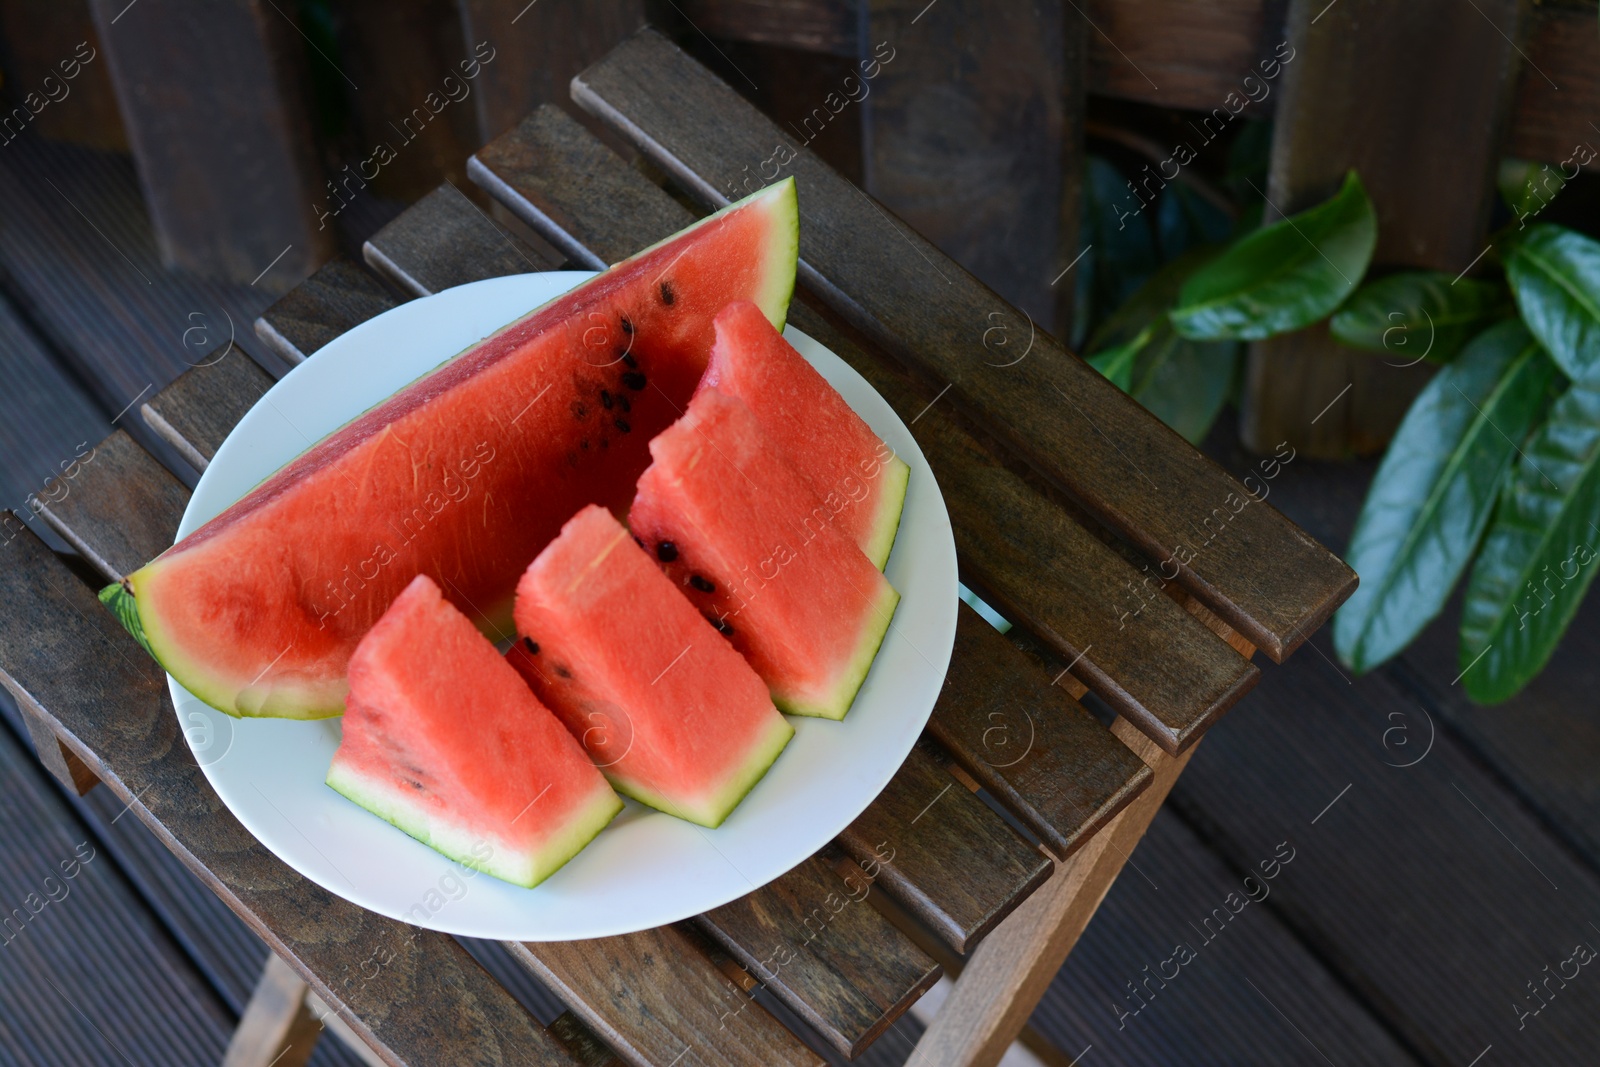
[{"xmin": 3, "ymin": 128, "xmax": 1598, "ymax": 1066}]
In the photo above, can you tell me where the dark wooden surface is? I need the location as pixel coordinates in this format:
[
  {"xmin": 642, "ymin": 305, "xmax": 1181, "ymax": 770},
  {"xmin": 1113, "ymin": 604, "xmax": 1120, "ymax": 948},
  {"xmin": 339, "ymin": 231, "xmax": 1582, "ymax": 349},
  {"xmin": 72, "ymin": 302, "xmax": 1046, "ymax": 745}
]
[
  {"xmin": 363, "ymin": 182, "xmax": 557, "ymax": 298},
  {"xmin": 254, "ymin": 257, "xmax": 401, "ymax": 365},
  {"xmin": 1242, "ymin": 0, "xmax": 1524, "ymax": 459},
  {"xmin": 861, "ymin": 0, "xmax": 1079, "ymax": 333},
  {"xmin": 470, "ymin": 103, "xmax": 1259, "ymax": 752},
  {"xmin": 679, "ymin": 0, "xmax": 859, "ymax": 56},
  {"xmin": 1509, "ymin": 4, "xmax": 1600, "ymax": 170},
  {"xmin": 141, "ymin": 350, "xmax": 278, "ymax": 472},
  {"xmin": 83, "ymin": 0, "xmax": 330, "ymax": 286},
  {"xmin": 570, "ymin": 29, "xmax": 1356, "ymax": 665}
]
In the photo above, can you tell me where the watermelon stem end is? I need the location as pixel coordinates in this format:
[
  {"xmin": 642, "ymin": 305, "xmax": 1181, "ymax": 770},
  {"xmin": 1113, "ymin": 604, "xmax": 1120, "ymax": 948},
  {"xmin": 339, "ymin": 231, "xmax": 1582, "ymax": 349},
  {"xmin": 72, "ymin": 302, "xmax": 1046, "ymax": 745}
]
[{"xmin": 99, "ymin": 581, "xmax": 155, "ymax": 659}]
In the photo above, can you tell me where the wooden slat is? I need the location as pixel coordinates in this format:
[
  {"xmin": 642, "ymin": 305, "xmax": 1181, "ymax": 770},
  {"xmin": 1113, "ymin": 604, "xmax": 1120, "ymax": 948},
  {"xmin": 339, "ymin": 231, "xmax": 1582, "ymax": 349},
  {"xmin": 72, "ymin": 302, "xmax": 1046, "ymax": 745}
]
[
  {"xmin": 570, "ymin": 29, "xmax": 1355, "ymax": 664},
  {"xmin": 1243, "ymin": 0, "xmax": 1524, "ymax": 459},
  {"xmin": 363, "ymin": 183, "xmax": 558, "ymax": 298},
  {"xmin": 20, "ymin": 700, "xmax": 100, "ymax": 795},
  {"xmin": 862, "ymin": 0, "xmax": 1078, "ymax": 331},
  {"xmin": 930, "ymin": 605, "xmax": 1151, "ymax": 856},
  {"xmin": 835, "ymin": 742, "xmax": 1053, "ymax": 951},
  {"xmin": 33, "ymin": 429, "xmax": 188, "ymax": 583},
  {"xmin": 84, "ymin": 0, "xmax": 331, "ymax": 286},
  {"xmin": 0, "ymin": 527, "xmax": 586, "ymax": 1067},
  {"xmin": 254, "ymin": 258, "xmax": 399, "ymax": 366},
  {"xmin": 696, "ymin": 851, "xmax": 940, "ymax": 1056},
  {"xmin": 509, "ymin": 925, "xmax": 823, "ymax": 1067},
  {"xmin": 141, "ymin": 350, "xmax": 277, "ymax": 471},
  {"xmin": 469, "ymin": 104, "xmax": 1259, "ymax": 753},
  {"xmin": 1508, "ymin": 5, "xmax": 1600, "ymax": 168}
]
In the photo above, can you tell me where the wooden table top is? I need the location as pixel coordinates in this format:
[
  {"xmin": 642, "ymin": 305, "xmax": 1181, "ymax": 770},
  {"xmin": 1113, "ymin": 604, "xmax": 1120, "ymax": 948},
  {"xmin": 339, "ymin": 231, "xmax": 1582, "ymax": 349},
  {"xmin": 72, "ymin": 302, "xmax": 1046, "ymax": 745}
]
[{"xmin": 0, "ymin": 28, "xmax": 1352, "ymax": 1067}]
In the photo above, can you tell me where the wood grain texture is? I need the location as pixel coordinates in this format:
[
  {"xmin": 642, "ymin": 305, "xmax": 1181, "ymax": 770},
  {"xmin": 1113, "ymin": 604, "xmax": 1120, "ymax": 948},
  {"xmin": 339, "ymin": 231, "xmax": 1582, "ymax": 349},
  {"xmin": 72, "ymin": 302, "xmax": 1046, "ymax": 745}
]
[
  {"xmin": 836, "ymin": 742, "xmax": 1053, "ymax": 952},
  {"xmin": 678, "ymin": 0, "xmax": 860, "ymax": 56},
  {"xmin": 508, "ymin": 926, "xmax": 823, "ymax": 1067},
  {"xmin": 32, "ymin": 428, "xmax": 188, "ymax": 582},
  {"xmin": 862, "ymin": 0, "xmax": 1075, "ymax": 332},
  {"xmin": 696, "ymin": 851, "xmax": 941, "ymax": 1056},
  {"xmin": 911, "ymin": 718, "xmax": 1195, "ymax": 1064},
  {"xmin": 221, "ymin": 954, "xmax": 323, "ymax": 1067},
  {"xmin": 471, "ymin": 103, "xmax": 1261, "ymax": 751},
  {"xmin": 1243, "ymin": 0, "xmax": 1525, "ymax": 458},
  {"xmin": 454, "ymin": 0, "xmax": 644, "ymax": 143},
  {"xmin": 83, "ymin": 0, "xmax": 331, "ymax": 285},
  {"xmin": 1085, "ymin": 0, "xmax": 1285, "ymax": 111},
  {"xmin": 0, "ymin": 527, "xmax": 586, "ymax": 1067},
  {"xmin": 1508, "ymin": 5, "xmax": 1600, "ymax": 168},
  {"xmin": 363, "ymin": 183, "xmax": 556, "ymax": 298},
  {"xmin": 20, "ymin": 699, "xmax": 100, "ymax": 794},
  {"xmin": 141, "ymin": 349, "xmax": 276, "ymax": 471},
  {"xmin": 0, "ymin": 0, "xmax": 126, "ymax": 150},
  {"xmin": 929, "ymin": 606, "xmax": 1151, "ymax": 856},
  {"xmin": 570, "ymin": 29, "xmax": 1356, "ymax": 663},
  {"xmin": 254, "ymin": 258, "xmax": 400, "ymax": 366}
]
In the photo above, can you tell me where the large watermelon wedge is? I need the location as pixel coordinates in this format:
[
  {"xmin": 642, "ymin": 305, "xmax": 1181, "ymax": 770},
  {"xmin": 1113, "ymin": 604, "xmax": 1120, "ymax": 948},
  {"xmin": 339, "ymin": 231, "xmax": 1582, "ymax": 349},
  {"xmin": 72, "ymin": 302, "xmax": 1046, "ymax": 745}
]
[
  {"xmin": 104, "ymin": 180, "xmax": 798, "ymax": 720},
  {"xmin": 328, "ymin": 574, "xmax": 622, "ymax": 888}
]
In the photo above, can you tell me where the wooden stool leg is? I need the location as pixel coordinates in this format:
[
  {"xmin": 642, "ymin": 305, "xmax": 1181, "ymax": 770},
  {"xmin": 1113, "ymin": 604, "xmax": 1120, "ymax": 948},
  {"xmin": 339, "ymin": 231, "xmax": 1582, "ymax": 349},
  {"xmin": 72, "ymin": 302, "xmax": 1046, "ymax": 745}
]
[
  {"xmin": 910, "ymin": 718, "xmax": 1196, "ymax": 1066},
  {"xmin": 221, "ymin": 954, "xmax": 323, "ymax": 1067},
  {"xmin": 18, "ymin": 700, "xmax": 98, "ymax": 795}
]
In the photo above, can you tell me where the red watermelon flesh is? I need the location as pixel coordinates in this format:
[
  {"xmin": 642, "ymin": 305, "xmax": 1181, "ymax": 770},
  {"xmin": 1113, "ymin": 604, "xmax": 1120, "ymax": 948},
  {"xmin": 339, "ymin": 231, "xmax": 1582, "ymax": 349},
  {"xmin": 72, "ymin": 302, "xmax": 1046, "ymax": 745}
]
[
  {"xmin": 327, "ymin": 574, "xmax": 622, "ymax": 888},
  {"xmin": 629, "ymin": 390, "xmax": 900, "ymax": 720},
  {"xmin": 702, "ymin": 300, "xmax": 909, "ymax": 569},
  {"xmin": 111, "ymin": 179, "xmax": 798, "ymax": 720},
  {"xmin": 511, "ymin": 505, "xmax": 793, "ymax": 828}
]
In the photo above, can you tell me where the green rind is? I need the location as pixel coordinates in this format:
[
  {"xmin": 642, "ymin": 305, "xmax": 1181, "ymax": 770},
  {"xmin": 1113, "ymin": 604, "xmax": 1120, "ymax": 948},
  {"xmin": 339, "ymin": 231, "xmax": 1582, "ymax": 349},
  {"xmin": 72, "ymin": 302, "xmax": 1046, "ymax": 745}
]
[
  {"xmin": 326, "ymin": 759, "xmax": 623, "ymax": 888},
  {"xmin": 99, "ymin": 582, "xmax": 155, "ymax": 659},
  {"xmin": 776, "ymin": 579, "xmax": 901, "ymax": 721},
  {"xmin": 863, "ymin": 455, "xmax": 911, "ymax": 570},
  {"xmin": 603, "ymin": 712, "xmax": 795, "ymax": 828}
]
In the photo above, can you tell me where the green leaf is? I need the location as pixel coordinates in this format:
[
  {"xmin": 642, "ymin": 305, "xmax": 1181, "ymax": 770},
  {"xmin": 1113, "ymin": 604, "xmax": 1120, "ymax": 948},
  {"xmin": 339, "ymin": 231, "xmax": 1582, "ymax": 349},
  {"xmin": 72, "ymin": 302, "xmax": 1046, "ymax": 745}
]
[
  {"xmin": 1170, "ymin": 170, "xmax": 1377, "ymax": 341},
  {"xmin": 1074, "ymin": 155, "xmax": 1160, "ymax": 348},
  {"xmin": 1459, "ymin": 369, "xmax": 1600, "ymax": 703},
  {"xmin": 1329, "ymin": 272, "xmax": 1511, "ymax": 365},
  {"xmin": 1504, "ymin": 223, "xmax": 1600, "ymax": 380},
  {"xmin": 1088, "ymin": 324, "xmax": 1151, "ymax": 391},
  {"xmin": 99, "ymin": 581, "xmax": 155, "ymax": 659},
  {"xmin": 1334, "ymin": 322, "xmax": 1556, "ymax": 674},
  {"xmin": 1498, "ymin": 159, "xmax": 1567, "ymax": 221},
  {"xmin": 1128, "ymin": 327, "xmax": 1240, "ymax": 444},
  {"xmin": 1156, "ymin": 183, "xmax": 1233, "ymax": 261}
]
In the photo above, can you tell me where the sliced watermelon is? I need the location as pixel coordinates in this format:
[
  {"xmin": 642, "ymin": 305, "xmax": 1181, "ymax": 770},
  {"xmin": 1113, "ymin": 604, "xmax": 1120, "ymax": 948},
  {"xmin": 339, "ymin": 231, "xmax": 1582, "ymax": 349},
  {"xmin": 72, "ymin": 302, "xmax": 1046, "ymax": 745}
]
[
  {"xmin": 630, "ymin": 390, "xmax": 900, "ymax": 720},
  {"xmin": 108, "ymin": 179, "xmax": 799, "ymax": 720},
  {"xmin": 510, "ymin": 505, "xmax": 793, "ymax": 828},
  {"xmin": 702, "ymin": 300, "xmax": 909, "ymax": 569},
  {"xmin": 327, "ymin": 574, "xmax": 622, "ymax": 888}
]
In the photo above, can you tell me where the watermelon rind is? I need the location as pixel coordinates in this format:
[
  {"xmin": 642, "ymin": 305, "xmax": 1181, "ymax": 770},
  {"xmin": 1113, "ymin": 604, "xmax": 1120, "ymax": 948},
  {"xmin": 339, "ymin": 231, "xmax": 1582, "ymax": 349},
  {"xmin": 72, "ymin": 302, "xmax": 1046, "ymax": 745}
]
[
  {"xmin": 863, "ymin": 454, "xmax": 911, "ymax": 571},
  {"xmin": 604, "ymin": 711, "xmax": 794, "ymax": 829},
  {"xmin": 618, "ymin": 177, "xmax": 799, "ymax": 332},
  {"xmin": 326, "ymin": 759, "xmax": 623, "ymax": 889},
  {"xmin": 99, "ymin": 582, "xmax": 155, "ymax": 659},
  {"xmin": 777, "ymin": 579, "xmax": 901, "ymax": 721}
]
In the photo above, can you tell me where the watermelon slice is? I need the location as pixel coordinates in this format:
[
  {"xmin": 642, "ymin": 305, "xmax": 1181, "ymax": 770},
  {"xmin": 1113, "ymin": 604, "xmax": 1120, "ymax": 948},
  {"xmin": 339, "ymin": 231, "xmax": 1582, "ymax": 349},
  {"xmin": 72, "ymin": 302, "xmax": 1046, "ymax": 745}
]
[
  {"xmin": 630, "ymin": 390, "xmax": 900, "ymax": 720},
  {"xmin": 327, "ymin": 574, "xmax": 622, "ymax": 888},
  {"xmin": 106, "ymin": 179, "xmax": 799, "ymax": 720},
  {"xmin": 510, "ymin": 505, "xmax": 793, "ymax": 828},
  {"xmin": 702, "ymin": 300, "xmax": 909, "ymax": 569}
]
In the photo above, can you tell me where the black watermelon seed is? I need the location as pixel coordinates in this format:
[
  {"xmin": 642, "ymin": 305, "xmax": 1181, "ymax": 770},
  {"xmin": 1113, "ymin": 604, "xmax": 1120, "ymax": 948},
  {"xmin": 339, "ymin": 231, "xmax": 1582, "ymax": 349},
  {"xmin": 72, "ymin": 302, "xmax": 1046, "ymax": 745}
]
[
  {"xmin": 554, "ymin": 664, "xmax": 573, "ymax": 679},
  {"xmin": 620, "ymin": 315, "xmax": 634, "ymax": 334},
  {"xmin": 660, "ymin": 281, "xmax": 676, "ymax": 305},
  {"xmin": 707, "ymin": 615, "xmax": 735, "ymax": 636},
  {"xmin": 621, "ymin": 371, "xmax": 647, "ymax": 391},
  {"xmin": 571, "ymin": 400, "xmax": 587, "ymax": 419},
  {"xmin": 617, "ymin": 395, "xmax": 631, "ymax": 413},
  {"xmin": 580, "ymin": 438, "xmax": 590, "ymax": 450},
  {"xmin": 614, "ymin": 418, "xmax": 631, "ymax": 433},
  {"xmin": 621, "ymin": 353, "xmax": 639, "ymax": 369},
  {"xmin": 657, "ymin": 541, "xmax": 678, "ymax": 562},
  {"xmin": 689, "ymin": 574, "xmax": 715, "ymax": 593},
  {"xmin": 600, "ymin": 437, "xmax": 610, "ymax": 449},
  {"xmin": 522, "ymin": 638, "xmax": 540, "ymax": 655},
  {"xmin": 600, "ymin": 389, "xmax": 613, "ymax": 409}
]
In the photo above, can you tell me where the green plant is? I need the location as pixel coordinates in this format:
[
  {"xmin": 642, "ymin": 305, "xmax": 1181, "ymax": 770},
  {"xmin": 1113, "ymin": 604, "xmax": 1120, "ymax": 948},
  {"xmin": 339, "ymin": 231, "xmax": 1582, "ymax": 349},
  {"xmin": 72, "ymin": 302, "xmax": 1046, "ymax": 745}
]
[{"xmin": 1081, "ymin": 141, "xmax": 1599, "ymax": 701}]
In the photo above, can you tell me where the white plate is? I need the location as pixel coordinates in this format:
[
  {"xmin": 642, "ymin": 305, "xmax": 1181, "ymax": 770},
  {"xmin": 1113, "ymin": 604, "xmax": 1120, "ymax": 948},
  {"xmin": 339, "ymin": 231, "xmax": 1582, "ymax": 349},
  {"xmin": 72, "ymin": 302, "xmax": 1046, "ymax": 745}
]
[{"xmin": 173, "ymin": 272, "xmax": 957, "ymax": 940}]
